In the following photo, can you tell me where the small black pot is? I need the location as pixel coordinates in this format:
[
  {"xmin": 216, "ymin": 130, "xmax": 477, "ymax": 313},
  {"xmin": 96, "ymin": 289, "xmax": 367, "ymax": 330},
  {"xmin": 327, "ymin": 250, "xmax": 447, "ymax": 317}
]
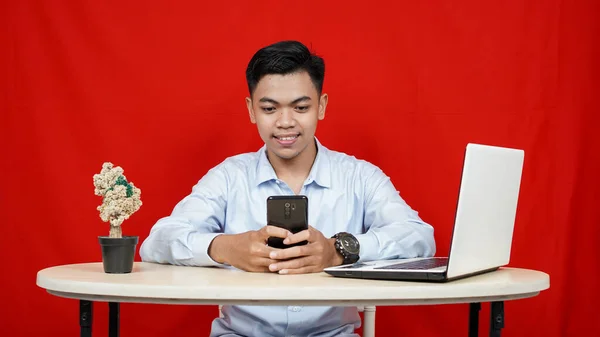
[{"xmin": 98, "ymin": 236, "xmax": 139, "ymax": 273}]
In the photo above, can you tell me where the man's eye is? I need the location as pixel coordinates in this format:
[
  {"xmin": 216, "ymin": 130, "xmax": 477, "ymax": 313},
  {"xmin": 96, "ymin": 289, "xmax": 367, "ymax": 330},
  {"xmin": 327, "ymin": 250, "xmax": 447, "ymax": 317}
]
[
  {"xmin": 296, "ymin": 106, "xmax": 310, "ymax": 112},
  {"xmin": 262, "ymin": 107, "xmax": 276, "ymax": 113}
]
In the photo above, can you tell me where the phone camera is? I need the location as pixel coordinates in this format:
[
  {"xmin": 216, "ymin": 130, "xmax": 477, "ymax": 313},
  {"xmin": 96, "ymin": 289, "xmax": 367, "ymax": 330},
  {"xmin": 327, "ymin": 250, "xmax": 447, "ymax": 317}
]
[{"xmin": 284, "ymin": 202, "xmax": 290, "ymax": 208}]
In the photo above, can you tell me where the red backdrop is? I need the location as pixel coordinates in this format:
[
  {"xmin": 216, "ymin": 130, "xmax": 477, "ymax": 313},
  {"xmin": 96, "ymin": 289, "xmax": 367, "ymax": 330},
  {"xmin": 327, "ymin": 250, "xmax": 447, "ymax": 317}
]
[{"xmin": 2, "ymin": 1, "xmax": 599, "ymax": 336}]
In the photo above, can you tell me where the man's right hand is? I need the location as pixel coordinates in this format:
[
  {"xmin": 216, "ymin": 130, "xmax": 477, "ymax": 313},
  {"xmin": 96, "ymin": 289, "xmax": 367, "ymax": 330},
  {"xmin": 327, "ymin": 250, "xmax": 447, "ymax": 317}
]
[{"xmin": 208, "ymin": 226, "xmax": 291, "ymax": 272}]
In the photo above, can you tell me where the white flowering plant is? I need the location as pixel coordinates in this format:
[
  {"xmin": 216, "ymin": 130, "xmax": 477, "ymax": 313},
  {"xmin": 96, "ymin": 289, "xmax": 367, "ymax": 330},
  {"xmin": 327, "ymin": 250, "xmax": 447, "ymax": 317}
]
[{"xmin": 93, "ymin": 162, "xmax": 142, "ymax": 238}]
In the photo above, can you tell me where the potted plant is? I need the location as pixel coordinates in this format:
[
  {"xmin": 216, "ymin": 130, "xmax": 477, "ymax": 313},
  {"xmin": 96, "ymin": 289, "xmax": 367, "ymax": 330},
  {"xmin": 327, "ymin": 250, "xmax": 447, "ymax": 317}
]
[{"xmin": 93, "ymin": 162, "xmax": 142, "ymax": 273}]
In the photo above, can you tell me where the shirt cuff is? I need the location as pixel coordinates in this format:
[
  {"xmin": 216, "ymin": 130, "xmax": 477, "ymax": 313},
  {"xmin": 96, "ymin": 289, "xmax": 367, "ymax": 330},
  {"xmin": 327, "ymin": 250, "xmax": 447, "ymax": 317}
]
[
  {"xmin": 185, "ymin": 232, "xmax": 226, "ymax": 267},
  {"xmin": 355, "ymin": 232, "xmax": 380, "ymax": 262}
]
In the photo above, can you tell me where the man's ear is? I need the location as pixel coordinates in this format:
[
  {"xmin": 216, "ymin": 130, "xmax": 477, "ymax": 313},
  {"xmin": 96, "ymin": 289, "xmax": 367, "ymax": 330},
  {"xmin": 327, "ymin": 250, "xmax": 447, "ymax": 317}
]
[
  {"xmin": 318, "ymin": 93, "xmax": 328, "ymax": 120},
  {"xmin": 246, "ymin": 97, "xmax": 256, "ymax": 124}
]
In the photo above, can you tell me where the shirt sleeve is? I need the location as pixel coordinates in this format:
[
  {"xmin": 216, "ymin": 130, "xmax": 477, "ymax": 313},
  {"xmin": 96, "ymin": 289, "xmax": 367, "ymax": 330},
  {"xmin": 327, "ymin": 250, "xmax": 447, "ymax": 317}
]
[
  {"xmin": 355, "ymin": 166, "xmax": 436, "ymax": 262},
  {"xmin": 139, "ymin": 164, "xmax": 228, "ymax": 267}
]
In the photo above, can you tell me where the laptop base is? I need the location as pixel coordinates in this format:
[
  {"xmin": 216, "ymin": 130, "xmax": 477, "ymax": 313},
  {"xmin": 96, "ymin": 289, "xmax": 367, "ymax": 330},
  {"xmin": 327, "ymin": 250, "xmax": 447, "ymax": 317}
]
[{"xmin": 324, "ymin": 266, "xmax": 499, "ymax": 283}]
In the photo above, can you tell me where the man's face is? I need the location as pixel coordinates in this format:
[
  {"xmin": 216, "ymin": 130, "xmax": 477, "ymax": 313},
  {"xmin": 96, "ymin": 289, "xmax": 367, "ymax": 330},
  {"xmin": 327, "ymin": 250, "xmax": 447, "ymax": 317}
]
[{"xmin": 246, "ymin": 71, "xmax": 327, "ymax": 161}]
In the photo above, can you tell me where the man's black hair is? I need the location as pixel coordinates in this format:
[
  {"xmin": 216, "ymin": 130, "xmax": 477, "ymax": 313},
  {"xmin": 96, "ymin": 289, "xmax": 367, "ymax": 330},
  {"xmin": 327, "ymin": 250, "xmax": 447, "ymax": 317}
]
[{"xmin": 246, "ymin": 40, "xmax": 325, "ymax": 96}]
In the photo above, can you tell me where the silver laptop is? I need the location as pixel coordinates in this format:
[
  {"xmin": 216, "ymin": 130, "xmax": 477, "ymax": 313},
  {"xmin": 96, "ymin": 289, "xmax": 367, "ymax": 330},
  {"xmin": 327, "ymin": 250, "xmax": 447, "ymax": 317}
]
[{"xmin": 325, "ymin": 143, "xmax": 524, "ymax": 282}]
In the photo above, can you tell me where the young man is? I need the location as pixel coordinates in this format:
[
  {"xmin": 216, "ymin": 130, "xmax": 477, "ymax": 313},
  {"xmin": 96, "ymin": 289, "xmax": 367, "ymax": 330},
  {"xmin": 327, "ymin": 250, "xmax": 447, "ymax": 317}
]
[{"xmin": 140, "ymin": 40, "xmax": 436, "ymax": 337}]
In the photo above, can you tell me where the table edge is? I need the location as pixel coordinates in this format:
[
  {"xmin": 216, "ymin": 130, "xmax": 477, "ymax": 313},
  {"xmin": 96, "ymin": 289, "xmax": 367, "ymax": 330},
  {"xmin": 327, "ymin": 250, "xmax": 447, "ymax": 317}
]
[
  {"xmin": 46, "ymin": 290, "xmax": 542, "ymax": 306},
  {"xmin": 36, "ymin": 263, "xmax": 550, "ymax": 303}
]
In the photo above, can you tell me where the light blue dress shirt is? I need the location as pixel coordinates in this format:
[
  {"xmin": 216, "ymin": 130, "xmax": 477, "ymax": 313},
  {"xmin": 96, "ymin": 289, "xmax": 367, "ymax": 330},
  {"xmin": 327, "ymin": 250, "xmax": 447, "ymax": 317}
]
[{"xmin": 140, "ymin": 138, "xmax": 436, "ymax": 337}]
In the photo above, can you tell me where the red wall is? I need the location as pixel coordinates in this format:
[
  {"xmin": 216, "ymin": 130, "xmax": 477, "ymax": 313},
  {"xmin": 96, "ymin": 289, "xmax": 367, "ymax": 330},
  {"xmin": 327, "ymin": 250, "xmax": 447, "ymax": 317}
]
[{"xmin": 2, "ymin": 1, "xmax": 598, "ymax": 336}]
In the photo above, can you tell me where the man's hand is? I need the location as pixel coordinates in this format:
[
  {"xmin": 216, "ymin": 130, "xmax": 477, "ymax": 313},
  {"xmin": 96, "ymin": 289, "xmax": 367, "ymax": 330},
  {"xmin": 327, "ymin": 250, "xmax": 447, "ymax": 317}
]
[
  {"xmin": 208, "ymin": 226, "xmax": 291, "ymax": 272},
  {"xmin": 267, "ymin": 226, "xmax": 344, "ymax": 274}
]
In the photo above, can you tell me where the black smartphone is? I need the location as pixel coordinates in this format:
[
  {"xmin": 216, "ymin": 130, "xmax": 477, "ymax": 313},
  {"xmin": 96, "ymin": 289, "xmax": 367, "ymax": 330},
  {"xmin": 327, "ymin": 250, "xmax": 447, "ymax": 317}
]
[{"xmin": 266, "ymin": 195, "xmax": 309, "ymax": 249}]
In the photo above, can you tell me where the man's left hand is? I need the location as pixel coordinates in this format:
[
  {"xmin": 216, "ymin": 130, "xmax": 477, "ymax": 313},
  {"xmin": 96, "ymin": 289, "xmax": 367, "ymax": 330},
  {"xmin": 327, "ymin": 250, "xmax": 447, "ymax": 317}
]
[{"xmin": 268, "ymin": 226, "xmax": 344, "ymax": 274}]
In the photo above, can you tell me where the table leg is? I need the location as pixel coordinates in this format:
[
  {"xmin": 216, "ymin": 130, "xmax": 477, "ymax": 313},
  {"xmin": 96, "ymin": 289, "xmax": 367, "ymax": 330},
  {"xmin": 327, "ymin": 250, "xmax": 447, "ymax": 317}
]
[
  {"xmin": 109, "ymin": 302, "xmax": 120, "ymax": 337},
  {"xmin": 80, "ymin": 300, "xmax": 93, "ymax": 337},
  {"xmin": 489, "ymin": 301, "xmax": 504, "ymax": 337},
  {"xmin": 468, "ymin": 302, "xmax": 481, "ymax": 337}
]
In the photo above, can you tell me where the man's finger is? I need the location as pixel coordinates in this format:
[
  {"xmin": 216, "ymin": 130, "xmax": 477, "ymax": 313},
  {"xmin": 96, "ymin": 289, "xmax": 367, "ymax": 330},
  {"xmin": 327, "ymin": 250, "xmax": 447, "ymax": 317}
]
[
  {"xmin": 246, "ymin": 258, "xmax": 277, "ymax": 273},
  {"xmin": 269, "ymin": 244, "xmax": 311, "ymax": 260},
  {"xmin": 254, "ymin": 257, "xmax": 278, "ymax": 267},
  {"xmin": 282, "ymin": 229, "xmax": 310, "ymax": 245},
  {"xmin": 269, "ymin": 256, "xmax": 315, "ymax": 272},
  {"xmin": 262, "ymin": 225, "xmax": 292, "ymax": 240},
  {"xmin": 249, "ymin": 243, "xmax": 278, "ymax": 258}
]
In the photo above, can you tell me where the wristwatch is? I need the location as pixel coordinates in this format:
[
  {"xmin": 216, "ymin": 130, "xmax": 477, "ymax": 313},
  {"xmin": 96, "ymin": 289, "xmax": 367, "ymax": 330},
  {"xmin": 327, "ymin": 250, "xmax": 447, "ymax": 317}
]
[{"xmin": 332, "ymin": 232, "xmax": 360, "ymax": 265}]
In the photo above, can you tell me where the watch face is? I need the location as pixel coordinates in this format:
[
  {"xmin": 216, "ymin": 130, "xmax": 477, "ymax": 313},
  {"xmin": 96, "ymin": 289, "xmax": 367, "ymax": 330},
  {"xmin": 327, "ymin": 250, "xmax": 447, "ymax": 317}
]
[{"xmin": 341, "ymin": 235, "xmax": 360, "ymax": 255}]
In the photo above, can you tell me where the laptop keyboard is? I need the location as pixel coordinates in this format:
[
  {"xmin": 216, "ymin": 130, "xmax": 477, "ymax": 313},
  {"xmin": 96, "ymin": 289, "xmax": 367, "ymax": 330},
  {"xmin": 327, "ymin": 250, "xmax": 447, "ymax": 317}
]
[{"xmin": 374, "ymin": 258, "xmax": 448, "ymax": 270}]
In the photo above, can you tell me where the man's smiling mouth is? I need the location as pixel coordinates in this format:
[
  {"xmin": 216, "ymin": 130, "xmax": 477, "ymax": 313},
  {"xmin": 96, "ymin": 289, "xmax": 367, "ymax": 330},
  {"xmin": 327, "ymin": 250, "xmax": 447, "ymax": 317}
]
[{"xmin": 274, "ymin": 134, "xmax": 299, "ymax": 141}]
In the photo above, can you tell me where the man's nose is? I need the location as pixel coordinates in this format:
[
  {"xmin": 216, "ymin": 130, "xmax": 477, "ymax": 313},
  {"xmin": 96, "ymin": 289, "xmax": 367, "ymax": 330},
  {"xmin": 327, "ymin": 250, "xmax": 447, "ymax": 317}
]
[{"xmin": 276, "ymin": 109, "xmax": 295, "ymax": 127}]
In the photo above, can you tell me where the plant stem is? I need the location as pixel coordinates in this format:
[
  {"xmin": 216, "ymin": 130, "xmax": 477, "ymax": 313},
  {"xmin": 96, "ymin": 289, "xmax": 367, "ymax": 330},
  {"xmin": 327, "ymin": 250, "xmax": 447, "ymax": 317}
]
[{"xmin": 109, "ymin": 225, "xmax": 122, "ymax": 238}]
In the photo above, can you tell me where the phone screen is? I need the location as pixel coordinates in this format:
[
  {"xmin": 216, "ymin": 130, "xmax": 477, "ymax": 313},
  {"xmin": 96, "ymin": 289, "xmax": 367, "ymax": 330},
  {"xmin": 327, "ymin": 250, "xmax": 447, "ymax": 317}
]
[{"xmin": 266, "ymin": 195, "xmax": 308, "ymax": 249}]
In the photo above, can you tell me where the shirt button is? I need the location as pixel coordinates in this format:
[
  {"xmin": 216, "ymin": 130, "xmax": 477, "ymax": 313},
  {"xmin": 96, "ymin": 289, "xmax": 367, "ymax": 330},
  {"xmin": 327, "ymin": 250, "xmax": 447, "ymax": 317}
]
[{"xmin": 292, "ymin": 306, "xmax": 301, "ymax": 312}]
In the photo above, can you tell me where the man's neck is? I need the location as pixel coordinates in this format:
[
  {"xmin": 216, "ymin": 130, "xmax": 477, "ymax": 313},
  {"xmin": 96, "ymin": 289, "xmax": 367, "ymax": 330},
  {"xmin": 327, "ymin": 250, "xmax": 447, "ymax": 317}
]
[{"xmin": 267, "ymin": 139, "xmax": 317, "ymax": 182}]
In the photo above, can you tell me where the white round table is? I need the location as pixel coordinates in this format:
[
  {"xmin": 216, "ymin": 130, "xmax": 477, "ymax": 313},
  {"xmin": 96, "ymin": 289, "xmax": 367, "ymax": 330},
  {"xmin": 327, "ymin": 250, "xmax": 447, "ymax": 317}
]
[{"xmin": 37, "ymin": 262, "xmax": 549, "ymax": 337}]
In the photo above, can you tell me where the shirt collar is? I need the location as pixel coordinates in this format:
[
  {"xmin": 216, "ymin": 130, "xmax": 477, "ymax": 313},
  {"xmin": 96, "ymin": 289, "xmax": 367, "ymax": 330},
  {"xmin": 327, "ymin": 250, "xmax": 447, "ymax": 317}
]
[{"xmin": 254, "ymin": 137, "xmax": 331, "ymax": 189}]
